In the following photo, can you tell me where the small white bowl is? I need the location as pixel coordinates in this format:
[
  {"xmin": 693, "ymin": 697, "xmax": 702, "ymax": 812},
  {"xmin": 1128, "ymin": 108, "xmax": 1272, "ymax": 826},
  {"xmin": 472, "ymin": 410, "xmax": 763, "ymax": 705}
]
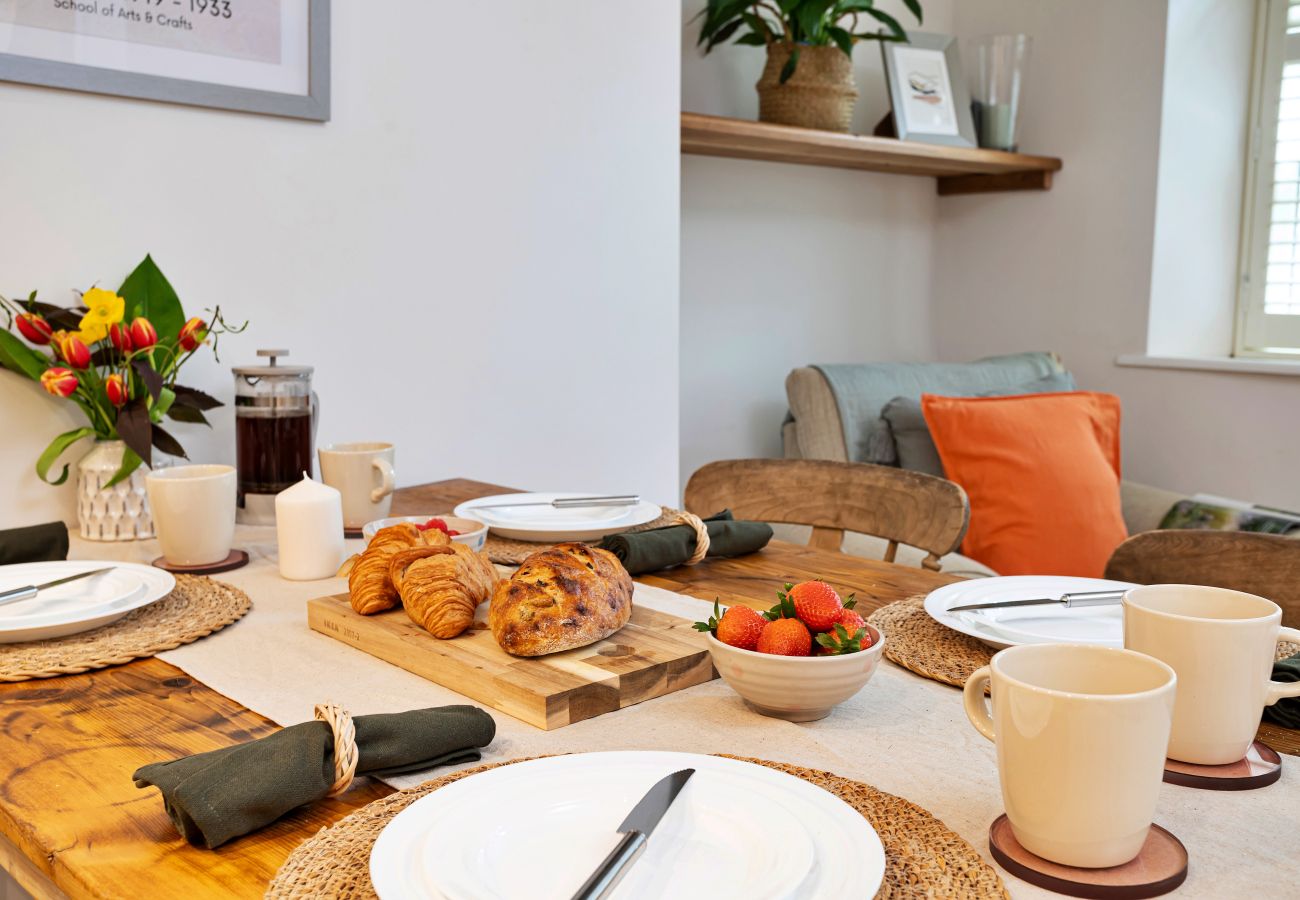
[
  {"xmin": 360, "ymin": 515, "xmax": 488, "ymax": 552},
  {"xmin": 706, "ymin": 624, "xmax": 886, "ymax": 722}
]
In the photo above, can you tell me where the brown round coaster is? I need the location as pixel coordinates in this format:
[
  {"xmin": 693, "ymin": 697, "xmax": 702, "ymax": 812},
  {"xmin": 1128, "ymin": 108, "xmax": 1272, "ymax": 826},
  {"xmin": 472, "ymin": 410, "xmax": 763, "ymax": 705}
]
[
  {"xmin": 0, "ymin": 575, "xmax": 250, "ymax": 682},
  {"xmin": 151, "ymin": 549, "xmax": 250, "ymax": 576},
  {"xmin": 989, "ymin": 815, "xmax": 1187, "ymax": 899},
  {"xmin": 1164, "ymin": 741, "xmax": 1282, "ymax": 790},
  {"xmin": 267, "ymin": 755, "xmax": 1010, "ymax": 900}
]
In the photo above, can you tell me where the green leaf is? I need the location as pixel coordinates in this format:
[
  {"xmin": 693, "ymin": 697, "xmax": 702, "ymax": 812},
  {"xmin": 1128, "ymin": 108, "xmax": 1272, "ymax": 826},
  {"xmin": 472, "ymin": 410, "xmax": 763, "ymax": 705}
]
[
  {"xmin": 151, "ymin": 386, "xmax": 176, "ymax": 423},
  {"xmin": 779, "ymin": 46, "xmax": 801, "ymax": 83},
  {"xmin": 902, "ymin": 0, "xmax": 922, "ymax": 24},
  {"xmin": 735, "ymin": 31, "xmax": 769, "ymax": 46},
  {"xmin": 861, "ymin": 7, "xmax": 906, "ymax": 40},
  {"xmin": 692, "ymin": 598, "xmax": 724, "ymax": 635},
  {"xmin": 827, "ymin": 25, "xmax": 854, "ymax": 56},
  {"xmin": 103, "ymin": 446, "xmax": 142, "ymax": 489},
  {"xmin": 741, "ymin": 10, "xmax": 772, "ymax": 39},
  {"xmin": 705, "ymin": 17, "xmax": 743, "ymax": 50},
  {"xmin": 118, "ymin": 254, "xmax": 185, "ymax": 341},
  {"xmin": 35, "ymin": 427, "xmax": 94, "ymax": 485},
  {"xmin": 0, "ymin": 329, "xmax": 48, "ymax": 380}
]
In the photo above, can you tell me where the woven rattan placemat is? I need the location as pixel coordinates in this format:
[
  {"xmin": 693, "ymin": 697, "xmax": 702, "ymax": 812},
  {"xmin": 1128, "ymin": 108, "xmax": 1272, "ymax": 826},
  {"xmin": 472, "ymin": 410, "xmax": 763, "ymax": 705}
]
[
  {"xmin": 484, "ymin": 506, "xmax": 681, "ymax": 565},
  {"xmin": 0, "ymin": 574, "xmax": 250, "ymax": 682},
  {"xmin": 266, "ymin": 755, "xmax": 1008, "ymax": 900}
]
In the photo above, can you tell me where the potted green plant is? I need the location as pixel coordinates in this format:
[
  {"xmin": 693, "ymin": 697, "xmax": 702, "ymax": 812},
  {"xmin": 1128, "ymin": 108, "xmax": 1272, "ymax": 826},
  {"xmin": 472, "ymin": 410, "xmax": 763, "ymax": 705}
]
[
  {"xmin": 0, "ymin": 255, "xmax": 243, "ymax": 540},
  {"xmin": 697, "ymin": 0, "xmax": 923, "ymax": 133}
]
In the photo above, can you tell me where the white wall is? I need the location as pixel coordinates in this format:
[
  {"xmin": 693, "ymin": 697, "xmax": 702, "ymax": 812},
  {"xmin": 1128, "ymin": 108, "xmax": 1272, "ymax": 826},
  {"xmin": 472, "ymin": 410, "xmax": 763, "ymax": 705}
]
[
  {"xmin": 934, "ymin": 0, "xmax": 1300, "ymax": 509},
  {"xmin": 679, "ymin": 0, "xmax": 952, "ymax": 491},
  {"xmin": 0, "ymin": 0, "xmax": 681, "ymax": 529}
]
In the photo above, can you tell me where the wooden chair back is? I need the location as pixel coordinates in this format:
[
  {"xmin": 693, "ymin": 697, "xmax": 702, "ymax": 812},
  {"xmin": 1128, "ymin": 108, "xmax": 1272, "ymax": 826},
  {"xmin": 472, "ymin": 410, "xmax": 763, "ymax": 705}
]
[
  {"xmin": 1105, "ymin": 530, "xmax": 1300, "ymax": 628},
  {"xmin": 683, "ymin": 458, "xmax": 969, "ymax": 571}
]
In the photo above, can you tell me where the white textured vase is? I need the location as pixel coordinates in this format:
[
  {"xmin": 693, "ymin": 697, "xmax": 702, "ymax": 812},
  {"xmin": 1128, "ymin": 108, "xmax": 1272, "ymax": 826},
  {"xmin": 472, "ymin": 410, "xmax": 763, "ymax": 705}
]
[{"xmin": 77, "ymin": 440, "xmax": 154, "ymax": 541}]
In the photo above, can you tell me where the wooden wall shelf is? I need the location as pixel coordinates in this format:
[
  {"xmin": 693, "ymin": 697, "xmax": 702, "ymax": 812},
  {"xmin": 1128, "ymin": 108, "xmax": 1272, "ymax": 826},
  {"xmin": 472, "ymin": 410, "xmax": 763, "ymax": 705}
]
[{"xmin": 681, "ymin": 112, "xmax": 1062, "ymax": 195}]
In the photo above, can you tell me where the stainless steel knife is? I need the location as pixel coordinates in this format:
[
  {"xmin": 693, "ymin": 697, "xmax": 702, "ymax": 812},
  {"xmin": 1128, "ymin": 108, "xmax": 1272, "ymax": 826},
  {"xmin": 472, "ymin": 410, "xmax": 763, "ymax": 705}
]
[
  {"xmin": 470, "ymin": 495, "xmax": 640, "ymax": 511},
  {"xmin": 570, "ymin": 768, "xmax": 695, "ymax": 900},
  {"xmin": 947, "ymin": 589, "xmax": 1126, "ymax": 614},
  {"xmin": 0, "ymin": 567, "xmax": 114, "ymax": 609}
]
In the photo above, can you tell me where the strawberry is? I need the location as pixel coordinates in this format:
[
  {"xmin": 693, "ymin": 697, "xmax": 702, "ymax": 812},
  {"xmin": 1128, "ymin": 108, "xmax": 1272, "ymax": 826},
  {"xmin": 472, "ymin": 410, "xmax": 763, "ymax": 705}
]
[
  {"xmin": 784, "ymin": 580, "xmax": 845, "ymax": 633},
  {"xmin": 717, "ymin": 605, "xmax": 766, "ymax": 651},
  {"xmin": 815, "ymin": 609, "xmax": 873, "ymax": 655},
  {"xmin": 756, "ymin": 617, "xmax": 811, "ymax": 656}
]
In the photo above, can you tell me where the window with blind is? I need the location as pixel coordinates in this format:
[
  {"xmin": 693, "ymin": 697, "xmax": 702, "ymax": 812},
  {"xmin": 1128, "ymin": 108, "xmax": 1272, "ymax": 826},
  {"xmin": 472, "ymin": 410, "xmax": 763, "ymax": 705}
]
[{"xmin": 1238, "ymin": 0, "xmax": 1300, "ymax": 355}]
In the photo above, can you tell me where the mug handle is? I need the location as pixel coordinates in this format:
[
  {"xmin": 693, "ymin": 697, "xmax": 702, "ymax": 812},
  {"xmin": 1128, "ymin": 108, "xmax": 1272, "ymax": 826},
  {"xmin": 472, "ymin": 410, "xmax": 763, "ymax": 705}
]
[
  {"xmin": 370, "ymin": 458, "xmax": 396, "ymax": 503},
  {"xmin": 963, "ymin": 665, "xmax": 996, "ymax": 742},
  {"xmin": 1266, "ymin": 627, "xmax": 1300, "ymax": 705}
]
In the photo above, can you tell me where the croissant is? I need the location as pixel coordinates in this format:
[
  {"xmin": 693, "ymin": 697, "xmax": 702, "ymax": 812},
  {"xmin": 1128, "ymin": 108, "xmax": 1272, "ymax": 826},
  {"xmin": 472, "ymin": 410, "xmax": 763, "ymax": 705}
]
[
  {"xmin": 347, "ymin": 523, "xmax": 449, "ymax": 615},
  {"xmin": 389, "ymin": 543, "xmax": 499, "ymax": 639}
]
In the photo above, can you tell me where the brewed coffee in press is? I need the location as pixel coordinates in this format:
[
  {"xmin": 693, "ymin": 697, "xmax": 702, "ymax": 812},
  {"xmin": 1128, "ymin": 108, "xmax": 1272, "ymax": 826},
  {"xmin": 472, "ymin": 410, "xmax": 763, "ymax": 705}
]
[{"xmin": 232, "ymin": 350, "xmax": 318, "ymax": 524}]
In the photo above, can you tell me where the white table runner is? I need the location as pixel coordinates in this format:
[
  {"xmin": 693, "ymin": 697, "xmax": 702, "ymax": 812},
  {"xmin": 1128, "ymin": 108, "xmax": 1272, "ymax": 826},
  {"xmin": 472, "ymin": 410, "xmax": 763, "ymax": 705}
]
[{"xmin": 71, "ymin": 526, "xmax": 1294, "ymax": 899}]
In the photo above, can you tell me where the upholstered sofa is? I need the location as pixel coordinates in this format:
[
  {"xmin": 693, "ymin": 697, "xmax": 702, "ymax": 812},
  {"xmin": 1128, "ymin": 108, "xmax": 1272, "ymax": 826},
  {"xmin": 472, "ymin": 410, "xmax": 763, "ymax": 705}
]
[{"xmin": 781, "ymin": 355, "xmax": 1187, "ymax": 575}]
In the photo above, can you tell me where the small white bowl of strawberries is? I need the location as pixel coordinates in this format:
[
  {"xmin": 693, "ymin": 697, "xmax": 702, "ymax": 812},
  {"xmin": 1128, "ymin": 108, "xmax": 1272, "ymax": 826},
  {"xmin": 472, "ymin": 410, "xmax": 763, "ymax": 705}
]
[{"xmin": 695, "ymin": 580, "xmax": 885, "ymax": 722}]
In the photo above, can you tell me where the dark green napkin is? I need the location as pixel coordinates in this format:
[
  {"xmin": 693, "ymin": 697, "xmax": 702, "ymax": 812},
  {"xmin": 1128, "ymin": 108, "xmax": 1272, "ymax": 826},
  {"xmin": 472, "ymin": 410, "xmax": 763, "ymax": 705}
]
[
  {"xmin": 133, "ymin": 705, "xmax": 495, "ymax": 849},
  {"xmin": 1264, "ymin": 653, "xmax": 1300, "ymax": 730},
  {"xmin": 0, "ymin": 521, "xmax": 69, "ymax": 565},
  {"xmin": 599, "ymin": 510, "xmax": 773, "ymax": 575}
]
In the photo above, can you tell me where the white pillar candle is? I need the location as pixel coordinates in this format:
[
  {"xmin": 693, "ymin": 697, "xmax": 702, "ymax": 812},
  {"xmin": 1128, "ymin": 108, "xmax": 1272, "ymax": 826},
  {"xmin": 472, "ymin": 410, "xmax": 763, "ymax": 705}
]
[{"xmin": 275, "ymin": 473, "xmax": 345, "ymax": 581}]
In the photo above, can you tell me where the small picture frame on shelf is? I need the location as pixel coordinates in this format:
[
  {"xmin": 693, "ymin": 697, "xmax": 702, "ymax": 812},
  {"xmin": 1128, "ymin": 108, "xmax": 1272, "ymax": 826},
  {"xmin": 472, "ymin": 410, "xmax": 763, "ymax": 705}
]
[{"xmin": 880, "ymin": 33, "xmax": 976, "ymax": 148}]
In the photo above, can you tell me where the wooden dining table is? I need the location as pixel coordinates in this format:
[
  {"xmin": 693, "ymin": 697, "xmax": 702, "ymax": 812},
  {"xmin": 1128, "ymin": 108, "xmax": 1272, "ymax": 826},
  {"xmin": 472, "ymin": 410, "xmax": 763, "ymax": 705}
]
[{"xmin": 0, "ymin": 478, "xmax": 1294, "ymax": 900}]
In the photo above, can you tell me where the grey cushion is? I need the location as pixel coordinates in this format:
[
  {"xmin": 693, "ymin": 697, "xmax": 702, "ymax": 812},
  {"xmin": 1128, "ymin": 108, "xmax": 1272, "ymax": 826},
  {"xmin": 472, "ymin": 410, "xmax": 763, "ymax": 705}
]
[
  {"xmin": 811, "ymin": 353, "xmax": 1063, "ymax": 465},
  {"xmin": 881, "ymin": 372, "xmax": 1079, "ymax": 476}
]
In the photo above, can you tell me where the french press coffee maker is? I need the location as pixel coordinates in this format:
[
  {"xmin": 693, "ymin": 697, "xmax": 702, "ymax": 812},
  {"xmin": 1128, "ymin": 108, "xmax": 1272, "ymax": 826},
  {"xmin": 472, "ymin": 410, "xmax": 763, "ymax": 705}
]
[{"xmin": 233, "ymin": 349, "xmax": 318, "ymax": 524}]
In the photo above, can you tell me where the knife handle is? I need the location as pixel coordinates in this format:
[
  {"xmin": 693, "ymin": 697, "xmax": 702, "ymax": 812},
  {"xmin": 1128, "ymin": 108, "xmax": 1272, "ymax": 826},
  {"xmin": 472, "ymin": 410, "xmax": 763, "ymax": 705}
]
[
  {"xmin": 570, "ymin": 831, "xmax": 647, "ymax": 900},
  {"xmin": 0, "ymin": 585, "xmax": 38, "ymax": 608},
  {"xmin": 1062, "ymin": 590, "xmax": 1126, "ymax": 608},
  {"xmin": 553, "ymin": 496, "xmax": 640, "ymax": 509}
]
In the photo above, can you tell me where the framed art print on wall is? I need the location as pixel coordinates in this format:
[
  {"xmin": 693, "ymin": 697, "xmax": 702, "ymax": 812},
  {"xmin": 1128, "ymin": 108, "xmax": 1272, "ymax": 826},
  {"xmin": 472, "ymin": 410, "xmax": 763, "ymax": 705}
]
[
  {"xmin": 0, "ymin": 0, "xmax": 329, "ymax": 120},
  {"xmin": 881, "ymin": 32, "xmax": 975, "ymax": 147}
]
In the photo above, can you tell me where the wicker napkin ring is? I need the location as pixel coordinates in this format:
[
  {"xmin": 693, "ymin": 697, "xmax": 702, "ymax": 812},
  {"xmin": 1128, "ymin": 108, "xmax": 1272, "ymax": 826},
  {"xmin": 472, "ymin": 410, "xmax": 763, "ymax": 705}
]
[
  {"xmin": 315, "ymin": 702, "xmax": 359, "ymax": 797},
  {"xmin": 668, "ymin": 510, "xmax": 710, "ymax": 564}
]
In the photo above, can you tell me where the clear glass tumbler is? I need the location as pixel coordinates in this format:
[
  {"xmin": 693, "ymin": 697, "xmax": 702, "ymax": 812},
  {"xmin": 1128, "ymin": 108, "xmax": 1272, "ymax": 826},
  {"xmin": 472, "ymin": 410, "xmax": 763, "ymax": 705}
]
[{"xmin": 971, "ymin": 34, "xmax": 1031, "ymax": 152}]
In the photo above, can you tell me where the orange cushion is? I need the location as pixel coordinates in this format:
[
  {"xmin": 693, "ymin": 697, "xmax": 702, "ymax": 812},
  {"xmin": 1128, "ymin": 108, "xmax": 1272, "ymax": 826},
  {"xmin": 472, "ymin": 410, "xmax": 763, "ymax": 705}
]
[{"xmin": 921, "ymin": 391, "xmax": 1127, "ymax": 577}]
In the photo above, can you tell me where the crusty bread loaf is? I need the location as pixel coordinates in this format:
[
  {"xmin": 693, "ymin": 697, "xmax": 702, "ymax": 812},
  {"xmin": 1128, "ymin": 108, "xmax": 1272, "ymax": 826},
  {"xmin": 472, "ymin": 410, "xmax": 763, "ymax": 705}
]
[{"xmin": 489, "ymin": 543, "xmax": 633, "ymax": 657}]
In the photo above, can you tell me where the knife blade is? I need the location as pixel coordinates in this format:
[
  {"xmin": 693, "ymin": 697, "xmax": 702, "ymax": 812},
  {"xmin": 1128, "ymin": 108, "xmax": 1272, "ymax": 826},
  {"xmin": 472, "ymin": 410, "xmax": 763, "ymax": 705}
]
[
  {"xmin": 947, "ymin": 589, "xmax": 1126, "ymax": 614},
  {"xmin": 570, "ymin": 768, "xmax": 694, "ymax": 900},
  {"xmin": 0, "ymin": 567, "xmax": 115, "ymax": 609}
]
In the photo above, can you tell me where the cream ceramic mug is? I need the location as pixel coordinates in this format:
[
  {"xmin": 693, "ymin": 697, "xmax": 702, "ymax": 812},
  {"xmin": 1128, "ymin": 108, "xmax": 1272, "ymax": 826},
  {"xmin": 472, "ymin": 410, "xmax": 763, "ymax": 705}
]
[
  {"xmin": 318, "ymin": 442, "xmax": 396, "ymax": 529},
  {"xmin": 1124, "ymin": 584, "xmax": 1300, "ymax": 765},
  {"xmin": 145, "ymin": 464, "xmax": 237, "ymax": 566},
  {"xmin": 964, "ymin": 643, "xmax": 1176, "ymax": 869}
]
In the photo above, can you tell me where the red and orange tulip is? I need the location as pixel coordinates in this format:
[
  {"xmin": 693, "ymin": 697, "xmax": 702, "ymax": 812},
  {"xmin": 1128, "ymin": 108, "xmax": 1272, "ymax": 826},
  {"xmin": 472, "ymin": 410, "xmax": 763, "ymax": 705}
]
[
  {"xmin": 40, "ymin": 367, "xmax": 78, "ymax": 398},
  {"xmin": 108, "ymin": 321, "xmax": 133, "ymax": 353},
  {"xmin": 16, "ymin": 313, "xmax": 53, "ymax": 345},
  {"xmin": 104, "ymin": 373, "xmax": 128, "ymax": 407},
  {"xmin": 128, "ymin": 317, "xmax": 158, "ymax": 350},
  {"xmin": 178, "ymin": 317, "xmax": 208, "ymax": 352},
  {"xmin": 55, "ymin": 333, "xmax": 92, "ymax": 369}
]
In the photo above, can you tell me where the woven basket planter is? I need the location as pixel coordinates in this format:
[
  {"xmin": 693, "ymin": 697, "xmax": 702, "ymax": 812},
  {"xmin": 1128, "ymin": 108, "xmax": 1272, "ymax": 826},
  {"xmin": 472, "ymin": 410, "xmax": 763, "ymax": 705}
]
[{"xmin": 757, "ymin": 43, "xmax": 857, "ymax": 133}]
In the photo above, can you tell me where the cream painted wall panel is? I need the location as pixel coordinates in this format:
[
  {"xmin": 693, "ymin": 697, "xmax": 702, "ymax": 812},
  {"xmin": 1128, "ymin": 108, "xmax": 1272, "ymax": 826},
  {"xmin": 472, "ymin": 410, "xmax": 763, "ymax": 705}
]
[
  {"xmin": 936, "ymin": 0, "xmax": 1300, "ymax": 510},
  {"xmin": 0, "ymin": 0, "xmax": 681, "ymax": 529},
  {"xmin": 679, "ymin": 0, "xmax": 952, "ymax": 489}
]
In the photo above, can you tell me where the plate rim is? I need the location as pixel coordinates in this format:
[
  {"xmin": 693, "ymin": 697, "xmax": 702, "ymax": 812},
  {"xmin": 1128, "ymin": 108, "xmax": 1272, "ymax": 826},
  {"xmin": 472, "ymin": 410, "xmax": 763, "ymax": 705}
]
[
  {"xmin": 0, "ymin": 561, "xmax": 175, "ymax": 637},
  {"xmin": 369, "ymin": 751, "xmax": 885, "ymax": 900},
  {"xmin": 923, "ymin": 575, "xmax": 1138, "ymax": 649},
  {"xmin": 453, "ymin": 493, "xmax": 662, "ymax": 542}
]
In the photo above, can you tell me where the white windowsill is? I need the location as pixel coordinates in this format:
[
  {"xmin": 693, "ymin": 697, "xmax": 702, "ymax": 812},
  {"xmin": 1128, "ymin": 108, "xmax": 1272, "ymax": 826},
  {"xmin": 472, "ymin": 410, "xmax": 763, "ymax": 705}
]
[{"xmin": 1115, "ymin": 353, "xmax": 1300, "ymax": 376}]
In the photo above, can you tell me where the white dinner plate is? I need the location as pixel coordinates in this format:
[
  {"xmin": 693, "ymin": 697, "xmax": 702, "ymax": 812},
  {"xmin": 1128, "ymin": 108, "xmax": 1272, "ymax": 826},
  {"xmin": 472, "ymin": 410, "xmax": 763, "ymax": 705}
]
[
  {"xmin": 370, "ymin": 752, "xmax": 885, "ymax": 900},
  {"xmin": 924, "ymin": 576, "xmax": 1138, "ymax": 649},
  {"xmin": 454, "ymin": 493, "xmax": 663, "ymax": 542},
  {"xmin": 0, "ymin": 561, "xmax": 176, "ymax": 643}
]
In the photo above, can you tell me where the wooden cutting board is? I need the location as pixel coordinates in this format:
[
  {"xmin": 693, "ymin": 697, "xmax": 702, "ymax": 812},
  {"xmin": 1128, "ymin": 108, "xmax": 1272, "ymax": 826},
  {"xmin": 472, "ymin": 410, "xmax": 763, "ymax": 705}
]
[{"xmin": 307, "ymin": 594, "xmax": 716, "ymax": 730}]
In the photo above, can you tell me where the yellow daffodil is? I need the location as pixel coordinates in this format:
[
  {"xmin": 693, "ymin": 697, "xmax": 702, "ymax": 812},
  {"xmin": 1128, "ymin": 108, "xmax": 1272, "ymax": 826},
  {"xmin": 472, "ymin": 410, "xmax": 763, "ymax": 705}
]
[{"xmin": 78, "ymin": 287, "xmax": 125, "ymax": 344}]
